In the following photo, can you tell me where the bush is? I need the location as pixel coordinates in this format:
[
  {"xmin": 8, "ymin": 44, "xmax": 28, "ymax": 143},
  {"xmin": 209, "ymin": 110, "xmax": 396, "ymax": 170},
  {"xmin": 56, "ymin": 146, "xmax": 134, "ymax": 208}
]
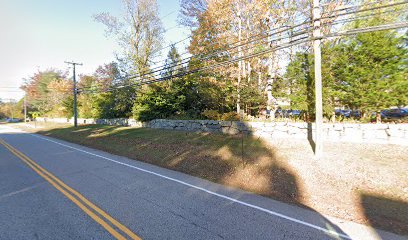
[
  {"xmin": 202, "ymin": 110, "xmax": 221, "ymax": 120},
  {"xmin": 221, "ymin": 112, "xmax": 240, "ymax": 121}
]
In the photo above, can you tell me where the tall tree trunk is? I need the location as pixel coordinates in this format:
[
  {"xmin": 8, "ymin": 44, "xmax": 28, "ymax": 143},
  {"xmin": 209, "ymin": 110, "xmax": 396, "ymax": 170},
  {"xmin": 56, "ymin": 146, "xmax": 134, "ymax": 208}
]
[
  {"xmin": 247, "ymin": 62, "xmax": 251, "ymax": 82},
  {"xmin": 257, "ymin": 58, "xmax": 262, "ymax": 89}
]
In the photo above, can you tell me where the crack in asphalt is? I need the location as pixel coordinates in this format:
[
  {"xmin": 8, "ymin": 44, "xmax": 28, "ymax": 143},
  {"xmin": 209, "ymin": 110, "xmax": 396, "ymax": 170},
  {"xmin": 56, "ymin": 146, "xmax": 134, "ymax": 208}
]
[{"xmin": 0, "ymin": 182, "xmax": 47, "ymax": 201}]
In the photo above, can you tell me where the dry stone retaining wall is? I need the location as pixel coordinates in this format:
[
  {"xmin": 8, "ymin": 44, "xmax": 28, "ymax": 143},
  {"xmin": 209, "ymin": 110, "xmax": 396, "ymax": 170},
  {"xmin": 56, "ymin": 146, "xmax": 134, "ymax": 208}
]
[{"xmin": 34, "ymin": 117, "xmax": 408, "ymax": 145}]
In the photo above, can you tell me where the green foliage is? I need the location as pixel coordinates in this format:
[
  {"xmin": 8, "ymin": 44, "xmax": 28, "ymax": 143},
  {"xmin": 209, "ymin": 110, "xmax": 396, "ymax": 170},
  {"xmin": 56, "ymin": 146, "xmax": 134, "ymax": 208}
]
[
  {"xmin": 132, "ymin": 75, "xmax": 234, "ymax": 122},
  {"xmin": 132, "ymin": 76, "xmax": 195, "ymax": 121},
  {"xmin": 283, "ymin": 52, "xmax": 316, "ymax": 119},
  {"xmin": 330, "ymin": 29, "xmax": 407, "ymax": 113},
  {"xmin": 132, "ymin": 83, "xmax": 176, "ymax": 121},
  {"xmin": 161, "ymin": 44, "xmax": 185, "ymax": 78},
  {"xmin": 78, "ymin": 63, "xmax": 135, "ymax": 119},
  {"xmin": 282, "ymin": 22, "xmax": 407, "ymax": 118},
  {"xmin": 133, "ymin": 46, "xmax": 233, "ymax": 121},
  {"xmin": 202, "ymin": 109, "xmax": 220, "ymax": 120},
  {"xmin": 61, "ymin": 96, "xmax": 74, "ymax": 118},
  {"xmin": 239, "ymin": 80, "xmax": 267, "ymax": 116}
]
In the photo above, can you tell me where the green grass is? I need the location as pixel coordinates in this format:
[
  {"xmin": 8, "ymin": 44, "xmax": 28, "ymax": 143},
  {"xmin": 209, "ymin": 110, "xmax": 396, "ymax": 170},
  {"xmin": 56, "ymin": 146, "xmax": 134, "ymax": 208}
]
[{"xmin": 32, "ymin": 124, "xmax": 276, "ymax": 183}]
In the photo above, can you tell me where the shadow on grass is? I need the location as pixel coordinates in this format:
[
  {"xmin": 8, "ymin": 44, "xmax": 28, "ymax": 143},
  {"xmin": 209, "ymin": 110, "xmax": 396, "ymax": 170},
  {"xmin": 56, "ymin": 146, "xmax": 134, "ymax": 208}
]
[{"xmin": 359, "ymin": 193, "xmax": 408, "ymax": 236}]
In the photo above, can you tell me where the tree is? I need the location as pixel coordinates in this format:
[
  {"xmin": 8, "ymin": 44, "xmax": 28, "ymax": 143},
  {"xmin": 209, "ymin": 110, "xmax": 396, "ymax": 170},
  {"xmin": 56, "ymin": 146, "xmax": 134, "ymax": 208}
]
[
  {"xmin": 0, "ymin": 100, "xmax": 24, "ymax": 119},
  {"xmin": 283, "ymin": 52, "xmax": 316, "ymax": 119},
  {"xmin": 21, "ymin": 69, "xmax": 71, "ymax": 117},
  {"xmin": 47, "ymin": 78, "xmax": 74, "ymax": 117},
  {"xmin": 180, "ymin": 0, "xmax": 349, "ymax": 117},
  {"xmin": 330, "ymin": 29, "xmax": 407, "ymax": 113},
  {"xmin": 283, "ymin": 13, "xmax": 407, "ymax": 119},
  {"xmin": 324, "ymin": 5, "xmax": 408, "ymax": 114},
  {"xmin": 161, "ymin": 45, "xmax": 184, "ymax": 78},
  {"xmin": 78, "ymin": 62, "xmax": 135, "ymax": 119},
  {"xmin": 95, "ymin": 0, "xmax": 164, "ymax": 75}
]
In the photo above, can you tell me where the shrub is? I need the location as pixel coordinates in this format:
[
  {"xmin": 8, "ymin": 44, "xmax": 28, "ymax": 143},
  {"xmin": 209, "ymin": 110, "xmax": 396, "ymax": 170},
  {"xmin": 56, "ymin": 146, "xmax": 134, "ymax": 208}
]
[
  {"xmin": 202, "ymin": 109, "xmax": 221, "ymax": 120},
  {"xmin": 221, "ymin": 112, "xmax": 240, "ymax": 121}
]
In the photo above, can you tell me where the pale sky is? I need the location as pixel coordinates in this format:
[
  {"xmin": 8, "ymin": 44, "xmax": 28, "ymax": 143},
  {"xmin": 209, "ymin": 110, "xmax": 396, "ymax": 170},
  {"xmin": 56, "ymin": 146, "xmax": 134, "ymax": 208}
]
[{"xmin": 0, "ymin": 0, "xmax": 190, "ymax": 101}]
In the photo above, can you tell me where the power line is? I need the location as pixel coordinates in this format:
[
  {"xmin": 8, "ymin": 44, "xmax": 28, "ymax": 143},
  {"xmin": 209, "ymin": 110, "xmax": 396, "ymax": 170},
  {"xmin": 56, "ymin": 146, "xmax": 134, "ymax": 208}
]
[
  {"xmin": 59, "ymin": 2, "xmax": 407, "ymax": 95},
  {"xmin": 325, "ymin": 21, "xmax": 408, "ymax": 38},
  {"xmin": 320, "ymin": 1, "xmax": 408, "ymax": 21},
  {"xmin": 152, "ymin": 35, "xmax": 192, "ymax": 55},
  {"xmin": 80, "ymin": 34, "xmax": 312, "ymax": 94},
  {"xmin": 151, "ymin": 13, "xmax": 311, "ymax": 66},
  {"xmin": 326, "ymin": 9, "xmax": 408, "ymax": 27},
  {"xmin": 151, "ymin": 21, "xmax": 309, "ymax": 67},
  {"xmin": 80, "ymin": 30, "xmax": 311, "ymax": 93},
  {"xmin": 321, "ymin": 0, "xmax": 385, "ymax": 12},
  {"xmin": 79, "ymin": 20, "xmax": 312, "ymax": 92},
  {"xmin": 80, "ymin": 19, "xmax": 408, "ymax": 93},
  {"xmin": 161, "ymin": 10, "xmax": 177, "ymax": 19}
]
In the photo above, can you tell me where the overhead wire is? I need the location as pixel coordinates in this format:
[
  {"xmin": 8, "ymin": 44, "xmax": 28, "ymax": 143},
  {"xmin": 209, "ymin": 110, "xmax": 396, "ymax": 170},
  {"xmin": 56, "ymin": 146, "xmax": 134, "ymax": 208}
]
[
  {"xmin": 19, "ymin": 1, "xmax": 408, "ymax": 97},
  {"xmin": 79, "ymin": 19, "xmax": 312, "ymax": 92},
  {"xmin": 86, "ymin": 1, "xmax": 407, "ymax": 91},
  {"xmin": 80, "ymin": 30, "xmax": 312, "ymax": 93},
  {"xmin": 147, "ymin": 13, "xmax": 312, "ymax": 69},
  {"xmin": 81, "ymin": 1, "xmax": 408, "ymax": 93},
  {"xmin": 320, "ymin": 1, "xmax": 408, "ymax": 21},
  {"xmin": 327, "ymin": 8, "xmax": 408, "ymax": 27},
  {"xmin": 324, "ymin": 21, "xmax": 408, "ymax": 38},
  {"xmin": 79, "ymin": 31, "xmax": 311, "ymax": 92}
]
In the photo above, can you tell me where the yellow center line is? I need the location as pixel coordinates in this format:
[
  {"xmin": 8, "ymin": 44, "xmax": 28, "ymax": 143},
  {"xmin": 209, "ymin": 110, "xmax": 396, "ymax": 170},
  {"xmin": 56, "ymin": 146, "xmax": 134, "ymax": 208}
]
[{"xmin": 0, "ymin": 138, "xmax": 141, "ymax": 240}]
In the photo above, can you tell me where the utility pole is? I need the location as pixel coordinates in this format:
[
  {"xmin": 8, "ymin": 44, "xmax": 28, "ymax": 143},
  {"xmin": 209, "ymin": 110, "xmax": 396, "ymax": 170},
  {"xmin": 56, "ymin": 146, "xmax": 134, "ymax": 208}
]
[
  {"xmin": 313, "ymin": 0, "xmax": 323, "ymax": 158},
  {"xmin": 267, "ymin": 15, "xmax": 278, "ymax": 121},
  {"xmin": 237, "ymin": 9, "xmax": 242, "ymax": 114},
  {"xmin": 65, "ymin": 61, "xmax": 82, "ymax": 127}
]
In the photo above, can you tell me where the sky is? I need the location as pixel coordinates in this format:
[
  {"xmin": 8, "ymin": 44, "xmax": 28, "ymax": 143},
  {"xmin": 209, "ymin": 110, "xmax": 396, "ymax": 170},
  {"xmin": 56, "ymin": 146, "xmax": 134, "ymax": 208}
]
[{"xmin": 0, "ymin": 0, "xmax": 190, "ymax": 101}]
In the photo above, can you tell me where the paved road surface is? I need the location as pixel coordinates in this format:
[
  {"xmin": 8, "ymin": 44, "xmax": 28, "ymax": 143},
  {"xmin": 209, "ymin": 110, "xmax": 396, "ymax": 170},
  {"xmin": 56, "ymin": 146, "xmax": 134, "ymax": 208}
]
[{"xmin": 0, "ymin": 125, "xmax": 404, "ymax": 240}]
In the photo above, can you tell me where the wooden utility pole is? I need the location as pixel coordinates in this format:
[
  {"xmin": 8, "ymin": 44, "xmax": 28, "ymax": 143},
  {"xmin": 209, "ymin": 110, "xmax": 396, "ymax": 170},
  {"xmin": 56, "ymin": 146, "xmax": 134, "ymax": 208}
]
[
  {"xmin": 65, "ymin": 61, "xmax": 82, "ymax": 127},
  {"xmin": 237, "ymin": 9, "xmax": 242, "ymax": 114},
  {"xmin": 267, "ymin": 16, "xmax": 277, "ymax": 121},
  {"xmin": 313, "ymin": 0, "xmax": 323, "ymax": 158}
]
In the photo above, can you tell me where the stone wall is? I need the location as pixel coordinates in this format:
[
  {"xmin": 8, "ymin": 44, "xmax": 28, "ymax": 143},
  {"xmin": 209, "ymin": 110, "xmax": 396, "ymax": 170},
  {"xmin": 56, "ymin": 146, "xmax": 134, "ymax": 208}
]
[
  {"xmin": 145, "ymin": 119, "xmax": 408, "ymax": 145},
  {"xmin": 34, "ymin": 117, "xmax": 408, "ymax": 145},
  {"xmin": 147, "ymin": 119, "xmax": 247, "ymax": 135}
]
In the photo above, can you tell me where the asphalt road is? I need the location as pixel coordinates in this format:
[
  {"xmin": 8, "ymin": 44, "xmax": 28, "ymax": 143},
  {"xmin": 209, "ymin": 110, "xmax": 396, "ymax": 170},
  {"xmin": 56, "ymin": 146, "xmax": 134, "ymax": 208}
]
[{"xmin": 0, "ymin": 125, "xmax": 404, "ymax": 240}]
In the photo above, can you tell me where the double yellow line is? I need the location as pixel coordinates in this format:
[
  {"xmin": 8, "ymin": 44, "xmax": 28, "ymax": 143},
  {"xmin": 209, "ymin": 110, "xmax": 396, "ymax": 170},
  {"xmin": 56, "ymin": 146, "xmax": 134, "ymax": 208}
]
[{"xmin": 0, "ymin": 138, "xmax": 141, "ymax": 240}]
